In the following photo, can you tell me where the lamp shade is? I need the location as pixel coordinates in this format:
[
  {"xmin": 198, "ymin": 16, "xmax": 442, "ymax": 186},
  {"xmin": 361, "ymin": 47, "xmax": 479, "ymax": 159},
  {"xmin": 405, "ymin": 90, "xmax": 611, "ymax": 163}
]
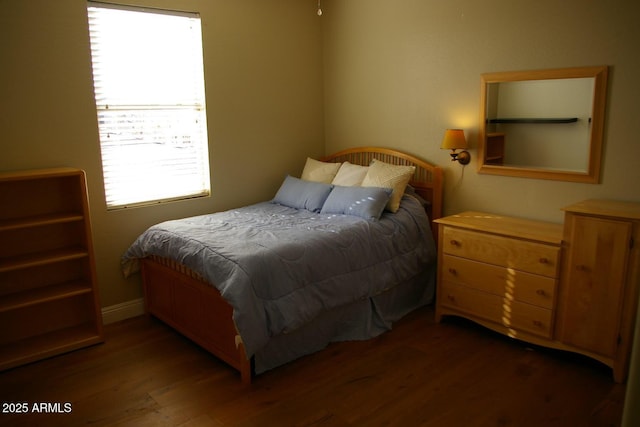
[{"xmin": 441, "ymin": 129, "xmax": 468, "ymax": 150}]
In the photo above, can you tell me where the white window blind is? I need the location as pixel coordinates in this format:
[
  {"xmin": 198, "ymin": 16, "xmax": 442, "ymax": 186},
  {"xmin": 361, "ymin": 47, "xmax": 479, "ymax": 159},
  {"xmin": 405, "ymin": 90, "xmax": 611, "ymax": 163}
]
[{"xmin": 87, "ymin": 2, "xmax": 210, "ymax": 209}]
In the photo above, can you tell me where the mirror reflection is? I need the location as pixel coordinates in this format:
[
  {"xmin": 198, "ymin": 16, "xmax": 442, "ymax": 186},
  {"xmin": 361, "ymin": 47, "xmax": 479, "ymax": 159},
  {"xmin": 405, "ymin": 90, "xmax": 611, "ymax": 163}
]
[{"xmin": 478, "ymin": 66, "xmax": 608, "ymax": 183}]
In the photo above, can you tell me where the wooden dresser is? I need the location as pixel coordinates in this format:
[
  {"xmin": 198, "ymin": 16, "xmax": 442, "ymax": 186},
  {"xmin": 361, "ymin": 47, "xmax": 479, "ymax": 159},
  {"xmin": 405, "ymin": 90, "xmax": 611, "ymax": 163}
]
[
  {"xmin": 435, "ymin": 212, "xmax": 563, "ymax": 342},
  {"xmin": 435, "ymin": 203, "xmax": 640, "ymax": 382}
]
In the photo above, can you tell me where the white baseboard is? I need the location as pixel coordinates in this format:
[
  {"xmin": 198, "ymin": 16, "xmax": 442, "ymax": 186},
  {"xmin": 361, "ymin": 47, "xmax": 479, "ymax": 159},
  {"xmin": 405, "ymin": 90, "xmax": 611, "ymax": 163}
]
[{"xmin": 101, "ymin": 298, "xmax": 145, "ymax": 324}]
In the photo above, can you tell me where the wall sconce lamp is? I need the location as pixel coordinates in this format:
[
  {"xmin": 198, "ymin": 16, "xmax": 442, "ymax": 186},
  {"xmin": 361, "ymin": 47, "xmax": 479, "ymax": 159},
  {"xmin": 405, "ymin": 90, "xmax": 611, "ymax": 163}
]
[{"xmin": 441, "ymin": 129, "xmax": 470, "ymax": 165}]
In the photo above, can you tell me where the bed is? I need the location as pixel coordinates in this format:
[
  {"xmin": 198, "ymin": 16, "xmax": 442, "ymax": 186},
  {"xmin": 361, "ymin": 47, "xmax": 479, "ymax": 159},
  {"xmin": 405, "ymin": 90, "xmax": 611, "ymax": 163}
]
[{"xmin": 122, "ymin": 147, "xmax": 443, "ymax": 383}]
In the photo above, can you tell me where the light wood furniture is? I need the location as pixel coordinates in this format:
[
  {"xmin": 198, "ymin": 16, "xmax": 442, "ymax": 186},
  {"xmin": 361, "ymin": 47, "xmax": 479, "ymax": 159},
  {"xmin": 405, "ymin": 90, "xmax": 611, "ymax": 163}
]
[
  {"xmin": 0, "ymin": 168, "xmax": 103, "ymax": 370},
  {"xmin": 435, "ymin": 203, "xmax": 640, "ymax": 382},
  {"xmin": 140, "ymin": 147, "xmax": 443, "ymax": 383},
  {"xmin": 557, "ymin": 199, "xmax": 640, "ymax": 382},
  {"xmin": 142, "ymin": 255, "xmax": 252, "ymax": 382},
  {"xmin": 435, "ymin": 212, "xmax": 563, "ymax": 342}
]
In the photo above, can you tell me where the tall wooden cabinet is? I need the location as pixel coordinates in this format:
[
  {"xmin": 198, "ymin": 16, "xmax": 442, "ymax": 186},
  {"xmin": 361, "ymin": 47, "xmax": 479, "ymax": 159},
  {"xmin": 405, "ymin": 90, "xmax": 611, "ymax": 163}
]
[
  {"xmin": 0, "ymin": 168, "xmax": 103, "ymax": 370},
  {"xmin": 557, "ymin": 199, "xmax": 640, "ymax": 382},
  {"xmin": 435, "ymin": 200, "xmax": 640, "ymax": 382}
]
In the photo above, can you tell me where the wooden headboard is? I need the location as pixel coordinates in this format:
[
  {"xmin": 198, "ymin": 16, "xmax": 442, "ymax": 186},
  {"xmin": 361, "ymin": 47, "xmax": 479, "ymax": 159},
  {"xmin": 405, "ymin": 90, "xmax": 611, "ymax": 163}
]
[{"xmin": 321, "ymin": 146, "xmax": 443, "ymax": 237}]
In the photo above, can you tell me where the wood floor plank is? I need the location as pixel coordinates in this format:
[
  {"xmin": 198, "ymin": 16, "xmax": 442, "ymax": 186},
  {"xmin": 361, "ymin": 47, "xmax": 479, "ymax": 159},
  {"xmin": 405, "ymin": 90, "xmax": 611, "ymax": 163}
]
[{"xmin": 0, "ymin": 307, "xmax": 625, "ymax": 426}]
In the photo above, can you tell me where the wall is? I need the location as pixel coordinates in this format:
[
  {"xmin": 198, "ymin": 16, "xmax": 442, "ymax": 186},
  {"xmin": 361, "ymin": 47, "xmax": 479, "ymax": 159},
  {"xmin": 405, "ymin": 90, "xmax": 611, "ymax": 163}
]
[
  {"xmin": 321, "ymin": 0, "xmax": 640, "ymax": 420},
  {"xmin": 0, "ymin": 0, "xmax": 324, "ymax": 308},
  {"xmin": 2, "ymin": 0, "xmax": 640, "ymax": 416},
  {"xmin": 322, "ymin": 0, "xmax": 640, "ymax": 223}
]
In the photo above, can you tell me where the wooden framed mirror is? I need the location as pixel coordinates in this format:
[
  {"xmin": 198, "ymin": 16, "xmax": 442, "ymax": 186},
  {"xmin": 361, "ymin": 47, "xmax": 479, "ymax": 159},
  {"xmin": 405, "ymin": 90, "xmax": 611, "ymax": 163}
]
[{"xmin": 478, "ymin": 66, "xmax": 608, "ymax": 183}]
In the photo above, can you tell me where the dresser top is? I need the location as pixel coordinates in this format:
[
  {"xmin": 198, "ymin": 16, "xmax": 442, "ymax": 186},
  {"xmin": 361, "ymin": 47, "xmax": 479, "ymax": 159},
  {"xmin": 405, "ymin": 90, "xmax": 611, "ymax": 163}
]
[
  {"xmin": 434, "ymin": 211, "xmax": 563, "ymax": 245},
  {"xmin": 562, "ymin": 199, "xmax": 640, "ymax": 220}
]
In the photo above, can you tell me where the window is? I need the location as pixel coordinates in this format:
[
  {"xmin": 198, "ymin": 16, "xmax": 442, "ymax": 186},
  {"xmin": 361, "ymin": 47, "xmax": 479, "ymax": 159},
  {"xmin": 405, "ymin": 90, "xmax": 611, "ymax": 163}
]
[{"xmin": 87, "ymin": 2, "xmax": 210, "ymax": 209}]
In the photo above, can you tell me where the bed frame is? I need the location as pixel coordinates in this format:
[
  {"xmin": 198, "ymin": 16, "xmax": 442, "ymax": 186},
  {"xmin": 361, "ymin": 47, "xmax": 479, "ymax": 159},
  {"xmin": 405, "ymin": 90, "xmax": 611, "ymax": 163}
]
[{"xmin": 140, "ymin": 147, "xmax": 443, "ymax": 383}]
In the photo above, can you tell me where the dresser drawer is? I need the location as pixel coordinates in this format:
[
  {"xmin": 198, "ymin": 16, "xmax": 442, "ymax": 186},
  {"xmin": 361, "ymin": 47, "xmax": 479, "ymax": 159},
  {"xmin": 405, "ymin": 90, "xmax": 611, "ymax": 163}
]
[
  {"xmin": 440, "ymin": 281, "xmax": 553, "ymax": 338},
  {"xmin": 441, "ymin": 227, "xmax": 560, "ymax": 278},
  {"xmin": 441, "ymin": 254, "xmax": 556, "ymax": 309}
]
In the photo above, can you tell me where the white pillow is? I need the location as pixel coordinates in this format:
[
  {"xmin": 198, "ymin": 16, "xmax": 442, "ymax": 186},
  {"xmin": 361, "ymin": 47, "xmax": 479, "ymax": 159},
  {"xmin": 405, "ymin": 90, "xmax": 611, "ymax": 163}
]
[
  {"xmin": 331, "ymin": 162, "xmax": 369, "ymax": 186},
  {"xmin": 361, "ymin": 159, "xmax": 415, "ymax": 213},
  {"xmin": 300, "ymin": 157, "xmax": 341, "ymax": 184}
]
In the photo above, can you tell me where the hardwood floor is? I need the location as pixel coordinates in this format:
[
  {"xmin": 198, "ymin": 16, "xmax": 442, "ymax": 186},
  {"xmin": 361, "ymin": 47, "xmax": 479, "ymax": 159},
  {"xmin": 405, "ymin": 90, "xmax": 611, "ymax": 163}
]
[{"xmin": 0, "ymin": 306, "xmax": 626, "ymax": 426}]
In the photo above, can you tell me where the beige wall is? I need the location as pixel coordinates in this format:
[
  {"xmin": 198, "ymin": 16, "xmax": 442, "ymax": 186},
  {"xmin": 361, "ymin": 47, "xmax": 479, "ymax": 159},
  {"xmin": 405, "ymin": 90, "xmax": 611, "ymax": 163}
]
[
  {"xmin": 3, "ymin": 0, "xmax": 640, "ymax": 418},
  {"xmin": 2, "ymin": 0, "xmax": 638, "ymax": 329},
  {"xmin": 322, "ymin": 0, "xmax": 640, "ymax": 223},
  {"xmin": 0, "ymin": 0, "xmax": 324, "ymax": 307},
  {"xmin": 321, "ymin": 0, "xmax": 640, "ymax": 419}
]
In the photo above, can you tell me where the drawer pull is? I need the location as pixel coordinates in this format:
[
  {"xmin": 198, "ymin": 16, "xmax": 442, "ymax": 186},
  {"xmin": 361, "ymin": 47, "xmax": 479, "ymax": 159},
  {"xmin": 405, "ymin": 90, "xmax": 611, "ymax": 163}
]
[
  {"xmin": 448, "ymin": 268, "xmax": 457, "ymax": 276},
  {"xmin": 447, "ymin": 294, "xmax": 456, "ymax": 302},
  {"xmin": 449, "ymin": 239, "xmax": 461, "ymax": 247},
  {"xmin": 539, "ymin": 257, "xmax": 549, "ymax": 264},
  {"xmin": 532, "ymin": 320, "xmax": 543, "ymax": 328},
  {"xmin": 536, "ymin": 289, "xmax": 546, "ymax": 296}
]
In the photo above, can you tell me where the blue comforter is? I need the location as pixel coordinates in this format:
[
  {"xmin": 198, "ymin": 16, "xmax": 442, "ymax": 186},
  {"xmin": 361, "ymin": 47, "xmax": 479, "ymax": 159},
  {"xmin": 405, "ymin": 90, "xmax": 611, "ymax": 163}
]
[{"xmin": 122, "ymin": 195, "xmax": 435, "ymax": 357}]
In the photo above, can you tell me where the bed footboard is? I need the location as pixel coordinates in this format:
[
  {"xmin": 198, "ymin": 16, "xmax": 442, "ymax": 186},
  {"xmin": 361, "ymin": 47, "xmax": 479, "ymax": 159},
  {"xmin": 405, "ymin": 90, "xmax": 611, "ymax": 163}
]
[{"xmin": 140, "ymin": 256, "xmax": 253, "ymax": 383}]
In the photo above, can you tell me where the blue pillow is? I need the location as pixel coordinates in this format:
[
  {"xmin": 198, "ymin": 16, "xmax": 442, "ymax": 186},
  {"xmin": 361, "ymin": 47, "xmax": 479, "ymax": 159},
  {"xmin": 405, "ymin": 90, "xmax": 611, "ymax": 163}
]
[
  {"xmin": 272, "ymin": 175, "xmax": 334, "ymax": 212},
  {"xmin": 321, "ymin": 185, "xmax": 392, "ymax": 220}
]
